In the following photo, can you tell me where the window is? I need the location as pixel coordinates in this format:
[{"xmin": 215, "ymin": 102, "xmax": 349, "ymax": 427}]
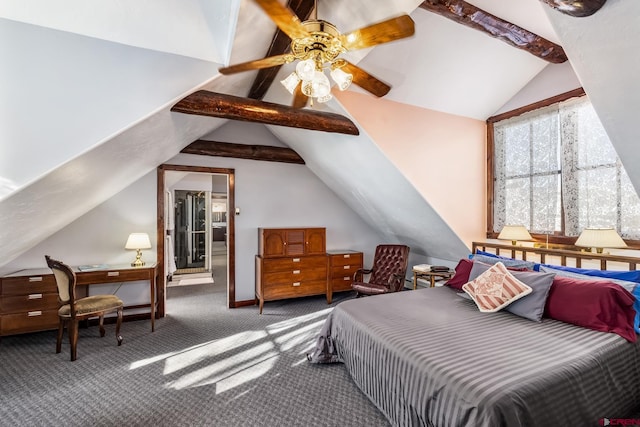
[{"xmin": 491, "ymin": 94, "xmax": 640, "ymax": 240}]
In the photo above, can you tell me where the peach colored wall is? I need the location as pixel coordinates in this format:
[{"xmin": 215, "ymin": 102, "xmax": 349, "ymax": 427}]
[{"xmin": 335, "ymin": 91, "xmax": 487, "ymax": 248}]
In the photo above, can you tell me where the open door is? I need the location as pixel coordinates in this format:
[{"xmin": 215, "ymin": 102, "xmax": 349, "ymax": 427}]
[{"xmin": 157, "ymin": 165, "xmax": 236, "ymax": 316}]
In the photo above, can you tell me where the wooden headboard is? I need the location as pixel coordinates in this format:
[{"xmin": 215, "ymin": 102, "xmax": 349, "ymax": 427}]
[{"xmin": 472, "ymin": 241, "xmax": 640, "ymax": 271}]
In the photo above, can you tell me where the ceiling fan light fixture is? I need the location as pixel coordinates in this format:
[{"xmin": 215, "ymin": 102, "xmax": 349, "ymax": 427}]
[
  {"xmin": 301, "ymin": 70, "xmax": 331, "ymax": 98},
  {"xmin": 295, "ymin": 58, "xmax": 316, "ymax": 81},
  {"xmin": 280, "ymin": 72, "xmax": 301, "ymax": 94},
  {"xmin": 316, "ymin": 93, "xmax": 333, "ymax": 103},
  {"xmin": 330, "ymin": 67, "xmax": 352, "ymax": 91}
]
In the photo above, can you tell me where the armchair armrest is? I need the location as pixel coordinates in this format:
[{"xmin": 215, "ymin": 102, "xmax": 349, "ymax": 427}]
[
  {"xmin": 353, "ymin": 268, "xmax": 372, "ymax": 282},
  {"xmin": 386, "ymin": 272, "xmax": 406, "ymax": 292}
]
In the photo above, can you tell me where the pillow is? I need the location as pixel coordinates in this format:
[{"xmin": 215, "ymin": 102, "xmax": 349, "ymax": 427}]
[
  {"xmin": 462, "ymin": 262, "xmax": 532, "ymax": 313},
  {"xmin": 445, "ymin": 258, "xmax": 528, "ymax": 291},
  {"xmin": 473, "ymin": 252, "xmax": 537, "ymax": 271},
  {"xmin": 539, "ymin": 264, "xmax": 640, "ymax": 283},
  {"xmin": 540, "ymin": 265, "xmax": 640, "ymax": 334},
  {"xmin": 544, "ymin": 275, "xmax": 637, "ymax": 342},
  {"xmin": 445, "ymin": 258, "xmax": 474, "ymax": 290},
  {"xmin": 469, "ymin": 262, "xmax": 555, "ymax": 322}
]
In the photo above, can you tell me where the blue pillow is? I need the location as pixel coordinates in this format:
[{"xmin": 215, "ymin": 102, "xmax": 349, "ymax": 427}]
[
  {"xmin": 473, "ymin": 250, "xmax": 537, "ymax": 271},
  {"xmin": 633, "ymin": 286, "xmax": 640, "ymax": 333},
  {"xmin": 539, "ymin": 264, "xmax": 640, "ymax": 283},
  {"xmin": 540, "ymin": 265, "xmax": 640, "ymax": 334}
]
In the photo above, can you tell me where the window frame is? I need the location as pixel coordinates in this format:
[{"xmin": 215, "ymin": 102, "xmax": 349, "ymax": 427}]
[{"xmin": 486, "ymin": 87, "xmax": 640, "ymax": 248}]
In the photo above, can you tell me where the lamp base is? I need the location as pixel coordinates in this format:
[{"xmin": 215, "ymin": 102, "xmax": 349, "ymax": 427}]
[{"xmin": 131, "ymin": 249, "xmax": 145, "ymax": 267}]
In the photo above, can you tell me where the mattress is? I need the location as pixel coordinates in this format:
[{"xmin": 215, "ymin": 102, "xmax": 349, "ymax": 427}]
[{"xmin": 308, "ymin": 287, "xmax": 640, "ymax": 427}]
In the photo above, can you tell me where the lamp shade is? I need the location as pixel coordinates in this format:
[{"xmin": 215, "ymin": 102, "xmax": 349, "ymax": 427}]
[
  {"xmin": 125, "ymin": 233, "xmax": 151, "ymax": 250},
  {"xmin": 575, "ymin": 228, "xmax": 626, "ymax": 251},
  {"xmin": 497, "ymin": 225, "xmax": 532, "ymax": 244}
]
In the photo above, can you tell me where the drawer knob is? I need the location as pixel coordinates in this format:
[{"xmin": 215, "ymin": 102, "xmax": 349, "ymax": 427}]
[
  {"xmin": 292, "ymin": 258, "xmax": 300, "ymax": 262},
  {"xmin": 28, "ymin": 311, "xmax": 42, "ymax": 317},
  {"xmin": 343, "ymin": 254, "xmax": 351, "ymax": 258},
  {"xmin": 343, "ymin": 265, "xmax": 350, "ymax": 269},
  {"xmin": 28, "ymin": 276, "xmax": 43, "ymax": 282},
  {"xmin": 292, "ymin": 282, "xmax": 301, "ymax": 287},
  {"xmin": 343, "ymin": 276, "xmax": 350, "ymax": 280},
  {"xmin": 107, "ymin": 271, "xmax": 120, "ymax": 277},
  {"xmin": 28, "ymin": 293, "xmax": 43, "ymax": 300},
  {"xmin": 292, "ymin": 270, "xmax": 301, "ymax": 274}
]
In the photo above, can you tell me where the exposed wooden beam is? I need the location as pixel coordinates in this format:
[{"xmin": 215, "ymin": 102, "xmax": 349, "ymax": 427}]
[
  {"xmin": 539, "ymin": 0, "xmax": 606, "ymax": 17},
  {"xmin": 247, "ymin": 0, "xmax": 316, "ymax": 100},
  {"xmin": 420, "ymin": 0, "xmax": 568, "ymax": 64},
  {"xmin": 181, "ymin": 140, "xmax": 305, "ymax": 164},
  {"xmin": 171, "ymin": 91, "xmax": 359, "ymax": 135}
]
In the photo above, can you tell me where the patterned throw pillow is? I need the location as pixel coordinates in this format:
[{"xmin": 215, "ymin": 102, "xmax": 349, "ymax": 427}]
[{"xmin": 462, "ymin": 262, "xmax": 533, "ymax": 313}]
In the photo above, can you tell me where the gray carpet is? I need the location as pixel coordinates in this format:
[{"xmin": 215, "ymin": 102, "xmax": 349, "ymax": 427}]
[{"xmin": 0, "ymin": 273, "xmax": 389, "ymax": 426}]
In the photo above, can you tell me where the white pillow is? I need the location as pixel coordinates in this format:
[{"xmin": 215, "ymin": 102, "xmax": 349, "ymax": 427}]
[{"xmin": 462, "ymin": 262, "xmax": 532, "ymax": 313}]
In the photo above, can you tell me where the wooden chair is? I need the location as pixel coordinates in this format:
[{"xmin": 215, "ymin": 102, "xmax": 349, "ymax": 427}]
[
  {"xmin": 45, "ymin": 255, "xmax": 124, "ymax": 361},
  {"xmin": 352, "ymin": 244, "xmax": 410, "ymax": 297}
]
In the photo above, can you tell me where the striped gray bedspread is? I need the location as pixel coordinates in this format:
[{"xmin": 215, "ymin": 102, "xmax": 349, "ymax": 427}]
[{"xmin": 308, "ymin": 287, "xmax": 640, "ymax": 427}]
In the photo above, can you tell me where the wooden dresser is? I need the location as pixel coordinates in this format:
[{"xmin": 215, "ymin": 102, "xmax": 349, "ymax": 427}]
[
  {"xmin": 255, "ymin": 227, "xmax": 327, "ymax": 314},
  {"xmin": 326, "ymin": 250, "xmax": 363, "ymax": 304},
  {"xmin": 0, "ymin": 268, "xmax": 60, "ymax": 336}
]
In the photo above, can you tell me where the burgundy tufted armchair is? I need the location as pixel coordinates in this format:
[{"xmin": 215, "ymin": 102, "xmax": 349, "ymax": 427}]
[{"xmin": 352, "ymin": 244, "xmax": 410, "ymax": 297}]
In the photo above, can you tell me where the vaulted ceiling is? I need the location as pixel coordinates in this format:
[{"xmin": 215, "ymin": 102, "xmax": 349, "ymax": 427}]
[{"xmin": 1, "ymin": 0, "xmax": 639, "ymax": 267}]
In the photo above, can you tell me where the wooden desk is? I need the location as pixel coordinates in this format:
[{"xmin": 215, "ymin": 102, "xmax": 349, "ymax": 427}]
[
  {"xmin": 412, "ymin": 268, "xmax": 454, "ymax": 290},
  {"xmin": 0, "ymin": 263, "xmax": 158, "ymax": 336}
]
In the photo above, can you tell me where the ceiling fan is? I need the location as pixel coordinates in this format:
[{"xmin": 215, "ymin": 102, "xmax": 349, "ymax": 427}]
[{"xmin": 219, "ymin": 0, "xmax": 415, "ymax": 107}]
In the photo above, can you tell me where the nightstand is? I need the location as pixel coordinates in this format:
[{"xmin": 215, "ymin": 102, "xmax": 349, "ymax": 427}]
[{"xmin": 412, "ymin": 268, "xmax": 454, "ymax": 290}]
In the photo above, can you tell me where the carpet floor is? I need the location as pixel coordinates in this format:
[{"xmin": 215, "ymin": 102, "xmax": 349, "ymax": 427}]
[{"xmin": 0, "ymin": 277, "xmax": 389, "ymax": 427}]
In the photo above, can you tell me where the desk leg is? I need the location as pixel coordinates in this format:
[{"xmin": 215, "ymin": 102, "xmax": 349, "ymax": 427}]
[
  {"xmin": 430, "ymin": 276, "xmax": 436, "ymax": 288},
  {"xmin": 150, "ymin": 272, "xmax": 156, "ymax": 332},
  {"xmin": 413, "ymin": 272, "xmax": 417, "ymax": 290}
]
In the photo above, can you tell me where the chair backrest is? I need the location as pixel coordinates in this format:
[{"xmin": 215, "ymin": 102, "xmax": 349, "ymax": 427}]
[
  {"xmin": 45, "ymin": 255, "xmax": 76, "ymax": 306},
  {"xmin": 368, "ymin": 244, "xmax": 410, "ymax": 291}
]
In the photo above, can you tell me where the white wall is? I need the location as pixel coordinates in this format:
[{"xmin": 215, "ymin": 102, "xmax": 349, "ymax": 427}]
[
  {"xmin": 167, "ymin": 152, "xmax": 385, "ymax": 301},
  {"xmin": 1, "ymin": 149, "xmax": 385, "ymax": 304}
]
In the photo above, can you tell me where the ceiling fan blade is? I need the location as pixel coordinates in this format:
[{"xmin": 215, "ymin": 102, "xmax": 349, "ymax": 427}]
[
  {"xmin": 219, "ymin": 54, "xmax": 293, "ymax": 75},
  {"xmin": 254, "ymin": 0, "xmax": 310, "ymax": 40},
  {"xmin": 292, "ymin": 84, "xmax": 308, "ymax": 108},
  {"xmin": 340, "ymin": 15, "xmax": 415, "ymax": 51},
  {"xmin": 342, "ymin": 62, "xmax": 391, "ymax": 97}
]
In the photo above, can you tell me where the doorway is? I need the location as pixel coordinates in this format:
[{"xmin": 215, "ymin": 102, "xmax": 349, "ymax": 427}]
[{"xmin": 157, "ymin": 165, "xmax": 236, "ymax": 316}]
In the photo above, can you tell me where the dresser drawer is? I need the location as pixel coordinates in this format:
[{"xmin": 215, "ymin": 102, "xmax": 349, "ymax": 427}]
[
  {"xmin": 262, "ymin": 255, "xmax": 327, "ymax": 272},
  {"xmin": 330, "ymin": 276, "xmax": 355, "ymax": 293},
  {"xmin": 1, "ymin": 293, "xmax": 59, "ymax": 313},
  {"xmin": 0, "ymin": 309, "xmax": 59, "ymax": 335},
  {"xmin": 264, "ymin": 267, "xmax": 327, "ymax": 284},
  {"xmin": 262, "ymin": 280, "xmax": 326, "ymax": 300},
  {"xmin": 1, "ymin": 275, "xmax": 57, "ymax": 296},
  {"xmin": 329, "ymin": 252, "xmax": 363, "ymax": 267},
  {"xmin": 329, "ymin": 264, "xmax": 360, "ymax": 278}
]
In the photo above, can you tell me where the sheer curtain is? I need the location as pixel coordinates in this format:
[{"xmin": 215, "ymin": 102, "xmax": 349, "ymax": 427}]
[
  {"xmin": 494, "ymin": 96, "xmax": 640, "ymax": 239},
  {"xmin": 494, "ymin": 105, "xmax": 561, "ymax": 235}
]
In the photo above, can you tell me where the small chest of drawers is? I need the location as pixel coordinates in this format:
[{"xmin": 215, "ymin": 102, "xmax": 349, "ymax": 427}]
[
  {"xmin": 0, "ymin": 270, "xmax": 60, "ymax": 336},
  {"xmin": 327, "ymin": 250, "xmax": 363, "ymax": 304}
]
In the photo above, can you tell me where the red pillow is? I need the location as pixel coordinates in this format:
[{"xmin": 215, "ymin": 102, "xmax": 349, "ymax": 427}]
[
  {"xmin": 544, "ymin": 275, "xmax": 637, "ymax": 342},
  {"xmin": 445, "ymin": 259, "xmax": 474, "ymax": 290}
]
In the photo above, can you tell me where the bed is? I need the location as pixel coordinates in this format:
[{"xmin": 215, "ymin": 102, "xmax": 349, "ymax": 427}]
[{"xmin": 308, "ymin": 244, "xmax": 640, "ymax": 427}]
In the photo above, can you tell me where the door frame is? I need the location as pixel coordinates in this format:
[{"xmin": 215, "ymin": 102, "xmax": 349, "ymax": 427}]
[{"xmin": 156, "ymin": 164, "xmax": 236, "ymax": 316}]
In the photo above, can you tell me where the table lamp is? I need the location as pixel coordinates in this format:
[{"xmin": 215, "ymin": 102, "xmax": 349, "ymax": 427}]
[
  {"xmin": 125, "ymin": 233, "xmax": 151, "ymax": 267},
  {"xmin": 497, "ymin": 225, "xmax": 532, "ymax": 246},
  {"xmin": 574, "ymin": 228, "xmax": 627, "ymax": 253}
]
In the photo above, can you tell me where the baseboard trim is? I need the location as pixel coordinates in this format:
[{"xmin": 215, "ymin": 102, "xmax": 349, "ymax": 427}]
[{"xmin": 233, "ymin": 299, "xmax": 257, "ymax": 308}]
